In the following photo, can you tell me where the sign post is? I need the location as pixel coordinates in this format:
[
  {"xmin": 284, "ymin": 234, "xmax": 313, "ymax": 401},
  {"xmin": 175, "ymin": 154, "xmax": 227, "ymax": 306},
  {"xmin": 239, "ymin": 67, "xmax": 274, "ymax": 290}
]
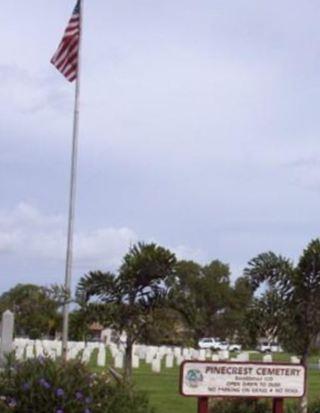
[
  {"xmin": 198, "ymin": 397, "xmax": 209, "ymax": 413},
  {"xmin": 272, "ymin": 398, "xmax": 284, "ymax": 413},
  {"xmin": 180, "ymin": 361, "xmax": 306, "ymax": 413}
]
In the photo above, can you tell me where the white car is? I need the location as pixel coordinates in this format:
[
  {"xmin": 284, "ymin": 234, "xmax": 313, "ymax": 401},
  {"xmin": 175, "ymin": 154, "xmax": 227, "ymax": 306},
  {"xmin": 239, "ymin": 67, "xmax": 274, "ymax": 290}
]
[
  {"xmin": 229, "ymin": 343, "xmax": 242, "ymax": 352},
  {"xmin": 258, "ymin": 341, "xmax": 282, "ymax": 353},
  {"xmin": 257, "ymin": 342, "xmax": 271, "ymax": 353},
  {"xmin": 198, "ymin": 337, "xmax": 216, "ymax": 349},
  {"xmin": 216, "ymin": 341, "xmax": 229, "ymax": 351},
  {"xmin": 198, "ymin": 338, "xmax": 229, "ymax": 351},
  {"xmin": 270, "ymin": 342, "xmax": 282, "ymax": 352}
]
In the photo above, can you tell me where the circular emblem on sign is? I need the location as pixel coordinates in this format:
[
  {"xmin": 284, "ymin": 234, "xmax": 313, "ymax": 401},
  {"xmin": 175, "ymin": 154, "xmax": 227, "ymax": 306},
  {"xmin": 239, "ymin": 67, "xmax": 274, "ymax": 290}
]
[{"xmin": 186, "ymin": 369, "xmax": 203, "ymax": 388}]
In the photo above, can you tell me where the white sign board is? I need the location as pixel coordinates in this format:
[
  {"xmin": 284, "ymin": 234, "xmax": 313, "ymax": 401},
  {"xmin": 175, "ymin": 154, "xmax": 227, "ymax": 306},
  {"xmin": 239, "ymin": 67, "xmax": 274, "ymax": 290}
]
[{"xmin": 180, "ymin": 361, "xmax": 306, "ymax": 398}]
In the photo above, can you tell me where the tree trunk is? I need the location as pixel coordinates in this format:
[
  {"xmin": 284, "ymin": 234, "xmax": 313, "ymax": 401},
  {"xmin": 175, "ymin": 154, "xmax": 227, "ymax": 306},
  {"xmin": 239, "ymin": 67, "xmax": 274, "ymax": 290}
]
[
  {"xmin": 124, "ymin": 335, "xmax": 133, "ymax": 381},
  {"xmin": 299, "ymin": 351, "xmax": 308, "ymax": 413}
]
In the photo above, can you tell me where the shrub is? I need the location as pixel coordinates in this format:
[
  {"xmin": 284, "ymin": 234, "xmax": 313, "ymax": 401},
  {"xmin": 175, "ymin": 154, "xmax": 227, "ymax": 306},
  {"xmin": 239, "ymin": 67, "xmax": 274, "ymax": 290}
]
[
  {"xmin": 210, "ymin": 398, "xmax": 271, "ymax": 413},
  {"xmin": 0, "ymin": 356, "xmax": 154, "ymax": 413},
  {"xmin": 308, "ymin": 400, "xmax": 320, "ymax": 413}
]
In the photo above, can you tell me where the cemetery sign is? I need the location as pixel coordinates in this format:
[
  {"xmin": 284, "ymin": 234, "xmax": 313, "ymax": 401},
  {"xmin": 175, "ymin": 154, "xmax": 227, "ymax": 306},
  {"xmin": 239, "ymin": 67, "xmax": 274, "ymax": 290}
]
[{"xmin": 180, "ymin": 361, "xmax": 306, "ymax": 399}]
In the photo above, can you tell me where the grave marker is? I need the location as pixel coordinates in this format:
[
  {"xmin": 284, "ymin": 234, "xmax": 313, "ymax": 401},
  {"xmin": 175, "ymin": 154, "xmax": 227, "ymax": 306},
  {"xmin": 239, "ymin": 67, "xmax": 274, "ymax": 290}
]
[{"xmin": 0, "ymin": 310, "xmax": 14, "ymax": 366}]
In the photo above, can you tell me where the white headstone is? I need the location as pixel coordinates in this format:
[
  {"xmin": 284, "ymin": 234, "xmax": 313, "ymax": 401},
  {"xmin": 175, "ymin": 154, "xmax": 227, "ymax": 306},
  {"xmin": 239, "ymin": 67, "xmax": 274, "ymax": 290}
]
[
  {"xmin": 26, "ymin": 344, "xmax": 34, "ymax": 359},
  {"xmin": 291, "ymin": 356, "xmax": 300, "ymax": 364},
  {"xmin": 114, "ymin": 352, "xmax": 124, "ymax": 369},
  {"xmin": 237, "ymin": 352, "xmax": 249, "ymax": 362},
  {"xmin": 182, "ymin": 348, "xmax": 190, "ymax": 358},
  {"xmin": 81, "ymin": 347, "xmax": 92, "ymax": 363},
  {"xmin": 219, "ymin": 350, "xmax": 229, "ymax": 360},
  {"xmin": 174, "ymin": 347, "xmax": 181, "ymax": 358},
  {"xmin": 0, "ymin": 310, "xmax": 14, "ymax": 365},
  {"xmin": 137, "ymin": 345, "xmax": 146, "ymax": 360},
  {"xmin": 56, "ymin": 342, "xmax": 62, "ymax": 357},
  {"xmin": 176, "ymin": 355, "xmax": 185, "ymax": 366},
  {"xmin": 165, "ymin": 353, "xmax": 174, "ymax": 368},
  {"xmin": 263, "ymin": 354, "xmax": 272, "ymax": 363},
  {"xmin": 132, "ymin": 355, "xmax": 140, "ymax": 369},
  {"xmin": 15, "ymin": 347, "xmax": 24, "ymax": 361},
  {"xmin": 152, "ymin": 357, "xmax": 161, "ymax": 373},
  {"xmin": 97, "ymin": 346, "xmax": 106, "ymax": 367},
  {"xmin": 146, "ymin": 349, "xmax": 154, "ymax": 364}
]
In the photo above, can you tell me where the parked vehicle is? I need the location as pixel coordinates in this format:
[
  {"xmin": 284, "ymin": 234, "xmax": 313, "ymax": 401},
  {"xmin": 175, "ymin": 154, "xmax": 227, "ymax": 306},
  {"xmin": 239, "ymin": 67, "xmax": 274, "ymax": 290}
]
[
  {"xmin": 229, "ymin": 343, "xmax": 242, "ymax": 352},
  {"xmin": 257, "ymin": 341, "xmax": 271, "ymax": 353},
  {"xmin": 198, "ymin": 337, "xmax": 218, "ymax": 349},
  {"xmin": 270, "ymin": 342, "xmax": 282, "ymax": 352},
  {"xmin": 198, "ymin": 338, "xmax": 230, "ymax": 351},
  {"xmin": 257, "ymin": 341, "xmax": 282, "ymax": 353},
  {"xmin": 217, "ymin": 341, "xmax": 229, "ymax": 351}
]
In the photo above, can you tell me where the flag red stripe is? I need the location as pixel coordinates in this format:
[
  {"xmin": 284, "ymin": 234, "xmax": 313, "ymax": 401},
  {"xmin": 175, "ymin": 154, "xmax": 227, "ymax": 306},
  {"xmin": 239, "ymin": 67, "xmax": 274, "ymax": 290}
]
[{"xmin": 51, "ymin": 1, "xmax": 80, "ymax": 83}]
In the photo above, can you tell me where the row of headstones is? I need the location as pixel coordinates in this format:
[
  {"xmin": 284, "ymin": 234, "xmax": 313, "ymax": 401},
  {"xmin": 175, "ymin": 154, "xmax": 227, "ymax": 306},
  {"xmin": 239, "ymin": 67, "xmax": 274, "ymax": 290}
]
[
  {"xmin": 110, "ymin": 345, "xmax": 251, "ymax": 372},
  {"xmin": 0, "ymin": 310, "xmax": 303, "ymax": 370},
  {"xmin": 261, "ymin": 353, "xmax": 300, "ymax": 364},
  {"xmin": 12, "ymin": 337, "xmax": 303, "ymax": 369},
  {"xmin": 110, "ymin": 345, "xmax": 302, "ymax": 373},
  {"xmin": 14, "ymin": 338, "xmax": 105, "ymax": 364}
]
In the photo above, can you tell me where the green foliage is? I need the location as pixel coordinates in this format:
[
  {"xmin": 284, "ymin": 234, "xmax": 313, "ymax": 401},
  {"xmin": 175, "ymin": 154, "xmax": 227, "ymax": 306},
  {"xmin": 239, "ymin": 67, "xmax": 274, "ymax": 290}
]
[
  {"xmin": 168, "ymin": 260, "xmax": 231, "ymax": 340},
  {"xmin": 210, "ymin": 399, "xmax": 271, "ymax": 413},
  {"xmin": 77, "ymin": 242, "xmax": 177, "ymax": 379},
  {"xmin": 69, "ymin": 309, "xmax": 93, "ymax": 341},
  {"xmin": 309, "ymin": 401, "xmax": 320, "ymax": 413},
  {"xmin": 169, "ymin": 260, "xmax": 253, "ymax": 343},
  {"xmin": 0, "ymin": 284, "xmax": 61, "ymax": 338},
  {"xmin": 284, "ymin": 401, "xmax": 320, "ymax": 413},
  {"xmin": 0, "ymin": 356, "xmax": 154, "ymax": 413},
  {"xmin": 105, "ymin": 384, "xmax": 155, "ymax": 413},
  {"xmin": 245, "ymin": 239, "xmax": 320, "ymax": 359},
  {"xmin": 137, "ymin": 307, "xmax": 191, "ymax": 346}
]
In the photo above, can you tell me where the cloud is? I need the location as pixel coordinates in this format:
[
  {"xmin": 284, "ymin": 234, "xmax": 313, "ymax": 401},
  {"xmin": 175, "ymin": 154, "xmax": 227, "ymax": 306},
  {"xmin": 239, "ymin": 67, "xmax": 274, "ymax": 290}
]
[
  {"xmin": 3, "ymin": 0, "xmax": 320, "ymax": 293},
  {"xmin": 172, "ymin": 244, "xmax": 206, "ymax": 264},
  {"xmin": 0, "ymin": 203, "xmax": 136, "ymax": 269},
  {"xmin": 0, "ymin": 64, "xmax": 71, "ymax": 116},
  {"xmin": 0, "ymin": 203, "xmax": 205, "ymax": 276},
  {"xmin": 280, "ymin": 157, "xmax": 320, "ymax": 192}
]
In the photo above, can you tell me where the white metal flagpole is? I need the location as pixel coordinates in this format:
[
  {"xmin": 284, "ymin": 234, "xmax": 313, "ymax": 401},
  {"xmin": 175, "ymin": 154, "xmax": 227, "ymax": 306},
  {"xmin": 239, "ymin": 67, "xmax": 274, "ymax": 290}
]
[{"xmin": 62, "ymin": 0, "xmax": 84, "ymax": 360}]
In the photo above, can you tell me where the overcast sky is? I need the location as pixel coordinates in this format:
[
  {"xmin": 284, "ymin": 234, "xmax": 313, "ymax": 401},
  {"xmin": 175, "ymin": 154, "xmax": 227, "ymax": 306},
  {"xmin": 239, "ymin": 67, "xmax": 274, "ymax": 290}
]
[{"xmin": 1, "ymin": 0, "xmax": 320, "ymax": 293}]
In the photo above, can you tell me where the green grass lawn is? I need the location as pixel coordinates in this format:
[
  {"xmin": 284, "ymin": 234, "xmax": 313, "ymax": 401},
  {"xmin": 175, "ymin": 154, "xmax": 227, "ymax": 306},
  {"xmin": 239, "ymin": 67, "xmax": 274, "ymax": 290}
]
[{"xmin": 91, "ymin": 351, "xmax": 320, "ymax": 413}]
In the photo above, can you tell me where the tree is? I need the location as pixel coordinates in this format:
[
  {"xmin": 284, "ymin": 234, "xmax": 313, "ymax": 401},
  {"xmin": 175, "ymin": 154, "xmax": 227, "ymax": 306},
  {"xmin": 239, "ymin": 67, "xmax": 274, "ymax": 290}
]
[
  {"xmin": 168, "ymin": 260, "xmax": 234, "ymax": 342},
  {"xmin": 76, "ymin": 242, "xmax": 176, "ymax": 380},
  {"xmin": 244, "ymin": 239, "xmax": 320, "ymax": 413},
  {"xmin": 68, "ymin": 309, "xmax": 92, "ymax": 342},
  {"xmin": 223, "ymin": 276, "xmax": 254, "ymax": 345},
  {"xmin": 0, "ymin": 284, "xmax": 61, "ymax": 338},
  {"xmin": 137, "ymin": 306, "xmax": 190, "ymax": 346}
]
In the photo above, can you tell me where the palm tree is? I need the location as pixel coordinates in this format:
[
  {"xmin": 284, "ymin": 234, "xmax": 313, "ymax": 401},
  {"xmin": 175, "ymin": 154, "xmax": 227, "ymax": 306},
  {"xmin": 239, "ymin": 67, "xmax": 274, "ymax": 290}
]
[
  {"xmin": 76, "ymin": 242, "xmax": 176, "ymax": 380},
  {"xmin": 245, "ymin": 239, "xmax": 320, "ymax": 413}
]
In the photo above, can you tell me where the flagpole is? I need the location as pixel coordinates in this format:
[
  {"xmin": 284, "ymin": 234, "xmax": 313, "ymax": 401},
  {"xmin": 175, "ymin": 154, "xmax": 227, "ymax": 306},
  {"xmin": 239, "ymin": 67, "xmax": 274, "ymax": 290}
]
[{"xmin": 62, "ymin": 0, "xmax": 83, "ymax": 361}]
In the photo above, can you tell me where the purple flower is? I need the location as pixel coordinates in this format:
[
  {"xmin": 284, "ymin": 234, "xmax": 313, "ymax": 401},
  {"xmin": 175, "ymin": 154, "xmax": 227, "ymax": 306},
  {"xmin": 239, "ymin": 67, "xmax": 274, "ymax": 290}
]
[
  {"xmin": 7, "ymin": 397, "xmax": 17, "ymax": 408},
  {"xmin": 56, "ymin": 409, "xmax": 64, "ymax": 413},
  {"xmin": 75, "ymin": 391, "xmax": 84, "ymax": 400},
  {"xmin": 84, "ymin": 409, "xmax": 91, "ymax": 413},
  {"xmin": 56, "ymin": 388, "xmax": 64, "ymax": 397},
  {"xmin": 85, "ymin": 396, "xmax": 92, "ymax": 404},
  {"xmin": 22, "ymin": 382, "xmax": 30, "ymax": 391},
  {"xmin": 39, "ymin": 378, "xmax": 51, "ymax": 389},
  {"xmin": 38, "ymin": 356, "xmax": 46, "ymax": 365}
]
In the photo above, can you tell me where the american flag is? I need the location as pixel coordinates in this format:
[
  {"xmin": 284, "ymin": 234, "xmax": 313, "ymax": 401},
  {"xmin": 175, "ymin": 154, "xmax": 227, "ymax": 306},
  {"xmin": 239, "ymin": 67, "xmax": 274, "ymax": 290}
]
[{"xmin": 51, "ymin": 1, "xmax": 81, "ymax": 82}]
